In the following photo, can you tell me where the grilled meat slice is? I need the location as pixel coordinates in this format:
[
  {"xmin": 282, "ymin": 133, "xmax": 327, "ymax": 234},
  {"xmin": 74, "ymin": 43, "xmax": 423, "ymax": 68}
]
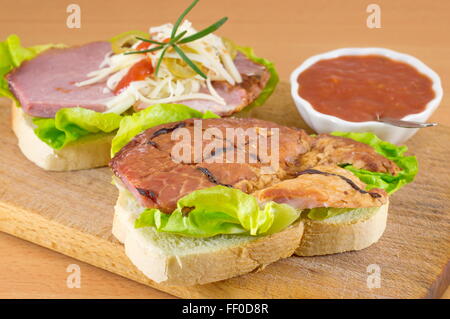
[
  {"xmin": 298, "ymin": 134, "xmax": 400, "ymax": 175},
  {"xmin": 111, "ymin": 117, "xmax": 400, "ymax": 215},
  {"xmin": 110, "ymin": 118, "xmax": 311, "ymax": 212},
  {"xmin": 254, "ymin": 165, "xmax": 387, "ymax": 209}
]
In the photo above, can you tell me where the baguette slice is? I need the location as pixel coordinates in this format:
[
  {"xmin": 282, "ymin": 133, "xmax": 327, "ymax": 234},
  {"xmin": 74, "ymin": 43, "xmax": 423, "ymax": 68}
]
[
  {"xmin": 295, "ymin": 202, "xmax": 389, "ymax": 256},
  {"xmin": 113, "ymin": 188, "xmax": 304, "ymax": 286},
  {"xmin": 11, "ymin": 103, "xmax": 113, "ymax": 171}
]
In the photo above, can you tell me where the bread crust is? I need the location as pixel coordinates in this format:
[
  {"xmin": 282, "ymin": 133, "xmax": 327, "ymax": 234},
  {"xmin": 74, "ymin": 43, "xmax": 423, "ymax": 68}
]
[
  {"xmin": 113, "ymin": 190, "xmax": 304, "ymax": 286},
  {"xmin": 11, "ymin": 103, "xmax": 113, "ymax": 171},
  {"xmin": 295, "ymin": 202, "xmax": 388, "ymax": 256}
]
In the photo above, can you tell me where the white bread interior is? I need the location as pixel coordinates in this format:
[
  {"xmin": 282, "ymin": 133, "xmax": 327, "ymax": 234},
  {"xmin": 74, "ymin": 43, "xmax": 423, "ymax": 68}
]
[
  {"xmin": 11, "ymin": 103, "xmax": 113, "ymax": 171},
  {"xmin": 295, "ymin": 201, "xmax": 389, "ymax": 256},
  {"xmin": 112, "ymin": 187, "xmax": 304, "ymax": 286}
]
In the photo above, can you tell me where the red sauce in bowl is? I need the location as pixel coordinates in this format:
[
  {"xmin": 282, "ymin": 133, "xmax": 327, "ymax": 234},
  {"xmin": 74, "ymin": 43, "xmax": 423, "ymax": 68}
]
[{"xmin": 297, "ymin": 55, "xmax": 435, "ymax": 122}]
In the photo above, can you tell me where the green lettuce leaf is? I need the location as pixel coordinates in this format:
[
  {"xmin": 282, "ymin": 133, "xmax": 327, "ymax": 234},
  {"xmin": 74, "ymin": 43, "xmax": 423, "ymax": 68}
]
[
  {"xmin": 236, "ymin": 45, "xmax": 279, "ymax": 109},
  {"xmin": 305, "ymin": 206, "xmax": 378, "ymax": 221},
  {"xmin": 331, "ymin": 131, "xmax": 418, "ymax": 194},
  {"xmin": 33, "ymin": 108, "xmax": 122, "ymax": 149},
  {"xmin": 0, "ymin": 34, "xmax": 65, "ymax": 101},
  {"xmin": 135, "ymin": 185, "xmax": 300, "ymax": 237},
  {"xmin": 111, "ymin": 103, "xmax": 219, "ymax": 155}
]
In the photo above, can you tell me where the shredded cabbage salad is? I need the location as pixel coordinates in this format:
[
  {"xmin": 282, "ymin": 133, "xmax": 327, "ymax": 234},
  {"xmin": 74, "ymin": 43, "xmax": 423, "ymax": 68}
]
[{"xmin": 76, "ymin": 21, "xmax": 242, "ymax": 115}]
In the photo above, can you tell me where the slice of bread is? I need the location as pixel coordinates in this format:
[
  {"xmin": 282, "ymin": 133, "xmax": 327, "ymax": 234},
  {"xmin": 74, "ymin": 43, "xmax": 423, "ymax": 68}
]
[
  {"xmin": 11, "ymin": 103, "xmax": 113, "ymax": 171},
  {"xmin": 295, "ymin": 202, "xmax": 389, "ymax": 256},
  {"xmin": 112, "ymin": 188, "xmax": 304, "ymax": 286}
]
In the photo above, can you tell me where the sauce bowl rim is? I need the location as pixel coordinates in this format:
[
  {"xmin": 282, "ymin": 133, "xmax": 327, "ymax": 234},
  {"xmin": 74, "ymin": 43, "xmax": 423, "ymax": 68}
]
[{"xmin": 289, "ymin": 47, "xmax": 443, "ymax": 128}]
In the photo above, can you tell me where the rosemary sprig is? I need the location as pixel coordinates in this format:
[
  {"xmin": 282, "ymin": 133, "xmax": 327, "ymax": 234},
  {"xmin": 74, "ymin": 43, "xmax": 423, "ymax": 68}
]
[
  {"xmin": 177, "ymin": 17, "xmax": 228, "ymax": 44},
  {"xmin": 171, "ymin": 0, "xmax": 199, "ymax": 38},
  {"xmin": 124, "ymin": 0, "xmax": 228, "ymax": 78},
  {"xmin": 124, "ymin": 45, "xmax": 165, "ymax": 55},
  {"xmin": 154, "ymin": 46, "xmax": 169, "ymax": 76},
  {"xmin": 170, "ymin": 30, "xmax": 188, "ymax": 43},
  {"xmin": 172, "ymin": 44, "xmax": 207, "ymax": 78},
  {"xmin": 135, "ymin": 37, "xmax": 164, "ymax": 45}
]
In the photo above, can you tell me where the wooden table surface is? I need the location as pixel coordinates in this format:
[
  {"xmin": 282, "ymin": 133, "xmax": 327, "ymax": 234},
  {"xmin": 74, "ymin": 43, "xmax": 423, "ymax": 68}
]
[{"xmin": 0, "ymin": 0, "xmax": 448, "ymax": 299}]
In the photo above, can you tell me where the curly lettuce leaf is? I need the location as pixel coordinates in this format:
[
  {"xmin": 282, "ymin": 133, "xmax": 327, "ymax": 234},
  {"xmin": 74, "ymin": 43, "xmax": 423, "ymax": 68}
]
[
  {"xmin": 236, "ymin": 45, "xmax": 279, "ymax": 109},
  {"xmin": 33, "ymin": 108, "xmax": 122, "ymax": 149},
  {"xmin": 111, "ymin": 103, "xmax": 219, "ymax": 155},
  {"xmin": 305, "ymin": 207, "xmax": 379, "ymax": 221},
  {"xmin": 0, "ymin": 34, "xmax": 64, "ymax": 101},
  {"xmin": 135, "ymin": 186, "xmax": 300, "ymax": 238},
  {"xmin": 331, "ymin": 131, "xmax": 418, "ymax": 194}
]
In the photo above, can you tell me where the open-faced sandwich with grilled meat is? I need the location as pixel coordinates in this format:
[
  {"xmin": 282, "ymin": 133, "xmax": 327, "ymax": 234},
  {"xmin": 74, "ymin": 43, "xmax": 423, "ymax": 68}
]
[
  {"xmin": 1, "ymin": 0, "xmax": 277, "ymax": 171},
  {"xmin": 109, "ymin": 105, "xmax": 418, "ymax": 286}
]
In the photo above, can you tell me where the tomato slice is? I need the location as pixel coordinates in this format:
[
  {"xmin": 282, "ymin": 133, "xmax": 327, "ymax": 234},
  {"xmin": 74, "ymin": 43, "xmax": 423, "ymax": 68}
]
[
  {"xmin": 114, "ymin": 58, "xmax": 154, "ymax": 94},
  {"xmin": 135, "ymin": 38, "xmax": 169, "ymax": 53},
  {"xmin": 136, "ymin": 41, "xmax": 152, "ymax": 51}
]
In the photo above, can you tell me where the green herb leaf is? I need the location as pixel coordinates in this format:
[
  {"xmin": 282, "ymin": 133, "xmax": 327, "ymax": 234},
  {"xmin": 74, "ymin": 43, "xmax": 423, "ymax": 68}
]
[
  {"xmin": 171, "ymin": 0, "xmax": 200, "ymax": 38},
  {"xmin": 170, "ymin": 30, "xmax": 187, "ymax": 44},
  {"xmin": 178, "ymin": 17, "xmax": 228, "ymax": 44},
  {"xmin": 120, "ymin": 0, "xmax": 228, "ymax": 80},
  {"xmin": 172, "ymin": 43, "xmax": 207, "ymax": 78},
  {"xmin": 124, "ymin": 44, "xmax": 165, "ymax": 55},
  {"xmin": 154, "ymin": 46, "xmax": 169, "ymax": 77},
  {"xmin": 135, "ymin": 37, "xmax": 164, "ymax": 45}
]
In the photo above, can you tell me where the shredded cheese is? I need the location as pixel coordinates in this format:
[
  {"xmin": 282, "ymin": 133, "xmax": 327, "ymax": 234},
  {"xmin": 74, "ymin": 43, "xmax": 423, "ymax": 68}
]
[{"xmin": 76, "ymin": 20, "xmax": 241, "ymax": 114}]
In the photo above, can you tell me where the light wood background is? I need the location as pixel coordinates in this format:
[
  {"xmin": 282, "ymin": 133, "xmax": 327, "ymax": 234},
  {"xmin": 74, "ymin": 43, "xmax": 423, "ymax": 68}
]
[{"xmin": 0, "ymin": 0, "xmax": 449, "ymax": 298}]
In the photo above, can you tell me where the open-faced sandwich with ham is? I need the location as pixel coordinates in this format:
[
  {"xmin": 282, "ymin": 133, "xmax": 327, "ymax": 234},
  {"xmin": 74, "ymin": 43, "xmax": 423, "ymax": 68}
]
[
  {"xmin": 109, "ymin": 106, "xmax": 418, "ymax": 285},
  {"xmin": 0, "ymin": 0, "xmax": 277, "ymax": 171}
]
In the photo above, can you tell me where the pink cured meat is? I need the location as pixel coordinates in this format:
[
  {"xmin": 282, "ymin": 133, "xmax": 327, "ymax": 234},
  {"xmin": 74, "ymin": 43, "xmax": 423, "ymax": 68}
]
[
  {"xmin": 7, "ymin": 41, "xmax": 113, "ymax": 118},
  {"xmin": 8, "ymin": 42, "xmax": 270, "ymax": 118},
  {"xmin": 136, "ymin": 52, "xmax": 271, "ymax": 116}
]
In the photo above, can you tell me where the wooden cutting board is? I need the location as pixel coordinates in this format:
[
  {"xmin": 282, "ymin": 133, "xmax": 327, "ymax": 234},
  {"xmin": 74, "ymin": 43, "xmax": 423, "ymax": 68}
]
[{"xmin": 0, "ymin": 83, "xmax": 449, "ymax": 298}]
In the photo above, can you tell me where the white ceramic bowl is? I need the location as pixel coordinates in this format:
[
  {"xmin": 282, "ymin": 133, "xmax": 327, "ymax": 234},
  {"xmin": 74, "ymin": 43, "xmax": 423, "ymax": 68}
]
[{"xmin": 290, "ymin": 48, "xmax": 443, "ymax": 144}]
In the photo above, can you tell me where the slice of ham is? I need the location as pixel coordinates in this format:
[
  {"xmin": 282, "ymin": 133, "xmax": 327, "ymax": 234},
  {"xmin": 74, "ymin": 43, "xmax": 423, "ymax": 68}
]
[
  {"xmin": 8, "ymin": 42, "xmax": 270, "ymax": 118},
  {"xmin": 136, "ymin": 52, "xmax": 271, "ymax": 116},
  {"xmin": 174, "ymin": 81, "xmax": 249, "ymax": 115},
  {"xmin": 7, "ymin": 41, "xmax": 113, "ymax": 118},
  {"xmin": 233, "ymin": 51, "xmax": 267, "ymax": 77}
]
